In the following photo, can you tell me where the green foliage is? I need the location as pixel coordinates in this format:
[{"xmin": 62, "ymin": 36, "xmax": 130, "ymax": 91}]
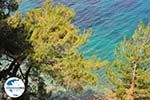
[
  {"xmin": 107, "ymin": 22, "xmax": 150, "ymax": 100},
  {"xmin": 0, "ymin": 18, "xmax": 29, "ymax": 56},
  {"xmin": 42, "ymin": 54, "xmax": 108, "ymax": 92},
  {"xmin": 0, "ymin": 0, "xmax": 28, "ymax": 57},
  {"xmin": 6, "ymin": 0, "xmax": 108, "ymax": 92},
  {"xmin": 1, "ymin": 0, "xmax": 150, "ymax": 99}
]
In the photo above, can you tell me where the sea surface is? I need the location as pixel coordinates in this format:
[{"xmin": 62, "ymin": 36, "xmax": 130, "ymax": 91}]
[{"xmin": 19, "ymin": 0, "xmax": 150, "ymax": 61}]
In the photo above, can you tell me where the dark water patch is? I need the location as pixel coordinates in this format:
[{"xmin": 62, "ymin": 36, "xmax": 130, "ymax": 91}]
[{"xmin": 111, "ymin": 0, "xmax": 137, "ymax": 9}]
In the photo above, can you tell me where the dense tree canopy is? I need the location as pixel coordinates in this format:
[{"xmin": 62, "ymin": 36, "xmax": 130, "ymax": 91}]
[
  {"xmin": 1, "ymin": 0, "xmax": 150, "ymax": 100},
  {"xmin": 107, "ymin": 22, "xmax": 150, "ymax": 100},
  {"xmin": 0, "ymin": 0, "xmax": 22, "ymax": 56},
  {"xmin": 0, "ymin": 0, "xmax": 107, "ymax": 99}
]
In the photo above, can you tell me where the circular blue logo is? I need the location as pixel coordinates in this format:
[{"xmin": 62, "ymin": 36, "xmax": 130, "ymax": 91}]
[{"xmin": 4, "ymin": 77, "xmax": 25, "ymax": 98}]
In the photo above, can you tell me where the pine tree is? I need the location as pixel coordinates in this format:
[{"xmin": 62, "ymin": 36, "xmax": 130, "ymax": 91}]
[
  {"xmin": 0, "ymin": 0, "xmax": 107, "ymax": 99},
  {"xmin": 20, "ymin": 0, "xmax": 108, "ymax": 92},
  {"xmin": 107, "ymin": 22, "xmax": 150, "ymax": 100}
]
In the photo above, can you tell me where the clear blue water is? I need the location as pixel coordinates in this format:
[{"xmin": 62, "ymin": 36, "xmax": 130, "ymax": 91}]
[{"xmin": 19, "ymin": 0, "xmax": 150, "ymax": 61}]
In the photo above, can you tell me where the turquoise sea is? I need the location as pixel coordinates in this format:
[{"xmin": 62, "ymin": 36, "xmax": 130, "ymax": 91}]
[{"xmin": 19, "ymin": 0, "xmax": 150, "ymax": 61}]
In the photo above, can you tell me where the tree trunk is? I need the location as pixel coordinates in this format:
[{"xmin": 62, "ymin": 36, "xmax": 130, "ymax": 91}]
[
  {"xmin": 0, "ymin": 57, "xmax": 32, "ymax": 100},
  {"xmin": 11, "ymin": 66, "xmax": 32, "ymax": 100},
  {"xmin": 127, "ymin": 64, "xmax": 137, "ymax": 100},
  {"xmin": 0, "ymin": 59, "xmax": 16, "ymax": 80}
]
